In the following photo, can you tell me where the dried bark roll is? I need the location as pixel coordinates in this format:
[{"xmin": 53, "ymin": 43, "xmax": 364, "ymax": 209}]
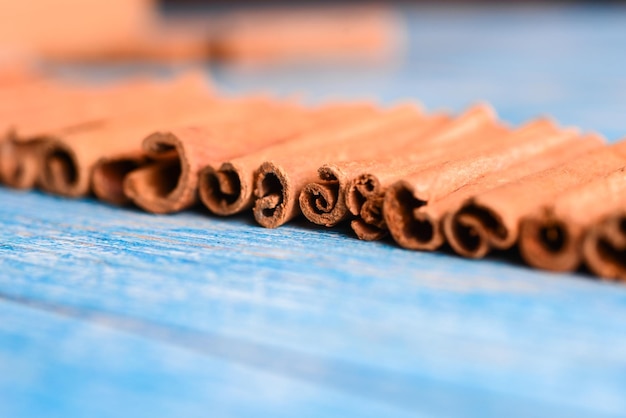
[
  {"xmin": 383, "ymin": 119, "xmax": 586, "ymax": 251},
  {"xmin": 519, "ymin": 166, "xmax": 626, "ymax": 272},
  {"xmin": 445, "ymin": 137, "xmax": 626, "ymax": 259},
  {"xmin": 123, "ymin": 102, "xmax": 331, "ymax": 214},
  {"xmin": 300, "ymin": 104, "xmax": 499, "ymax": 235},
  {"xmin": 583, "ymin": 210, "xmax": 626, "ymax": 281}
]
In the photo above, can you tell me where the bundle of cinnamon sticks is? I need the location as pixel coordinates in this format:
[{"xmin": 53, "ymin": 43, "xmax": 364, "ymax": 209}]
[{"xmin": 2, "ymin": 67, "xmax": 625, "ymax": 282}]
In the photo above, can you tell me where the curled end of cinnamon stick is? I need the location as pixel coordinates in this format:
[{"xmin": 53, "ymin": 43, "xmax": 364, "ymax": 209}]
[
  {"xmin": 92, "ymin": 152, "xmax": 147, "ymax": 206},
  {"xmin": 253, "ymin": 161, "xmax": 292, "ymax": 228},
  {"xmin": 519, "ymin": 212, "xmax": 581, "ymax": 272},
  {"xmin": 299, "ymin": 165, "xmax": 348, "ymax": 227},
  {"xmin": 384, "ymin": 180, "xmax": 444, "ymax": 250},
  {"xmin": 0, "ymin": 139, "xmax": 41, "ymax": 189},
  {"xmin": 583, "ymin": 213, "xmax": 626, "ymax": 281},
  {"xmin": 123, "ymin": 131, "xmax": 188, "ymax": 214},
  {"xmin": 346, "ymin": 174, "xmax": 387, "ymax": 240},
  {"xmin": 198, "ymin": 162, "xmax": 251, "ymax": 216},
  {"xmin": 39, "ymin": 139, "xmax": 89, "ymax": 197},
  {"xmin": 444, "ymin": 203, "xmax": 508, "ymax": 258}
]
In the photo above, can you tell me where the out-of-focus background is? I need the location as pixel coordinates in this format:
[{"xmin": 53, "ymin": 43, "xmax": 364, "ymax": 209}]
[{"xmin": 3, "ymin": 2, "xmax": 626, "ymax": 418}]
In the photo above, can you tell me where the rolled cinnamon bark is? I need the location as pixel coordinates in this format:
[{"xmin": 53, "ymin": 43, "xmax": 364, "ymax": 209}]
[
  {"xmin": 37, "ymin": 96, "xmax": 263, "ymax": 198},
  {"xmin": 198, "ymin": 103, "xmax": 381, "ymax": 217},
  {"xmin": 583, "ymin": 208, "xmax": 626, "ymax": 281},
  {"xmin": 445, "ymin": 137, "xmax": 626, "ymax": 260},
  {"xmin": 519, "ymin": 165, "xmax": 626, "ymax": 272},
  {"xmin": 299, "ymin": 104, "xmax": 501, "ymax": 235},
  {"xmin": 383, "ymin": 119, "xmax": 591, "ymax": 251},
  {"xmin": 123, "ymin": 102, "xmax": 337, "ymax": 214}
]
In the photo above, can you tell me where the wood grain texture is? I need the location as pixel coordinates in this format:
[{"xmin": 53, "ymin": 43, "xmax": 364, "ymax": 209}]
[{"xmin": 2, "ymin": 4, "xmax": 626, "ymax": 417}]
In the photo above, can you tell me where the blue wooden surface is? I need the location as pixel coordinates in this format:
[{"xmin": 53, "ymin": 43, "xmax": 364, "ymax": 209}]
[{"xmin": 2, "ymin": 4, "xmax": 626, "ymax": 417}]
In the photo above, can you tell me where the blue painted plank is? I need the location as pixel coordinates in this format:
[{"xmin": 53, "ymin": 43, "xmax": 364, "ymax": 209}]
[{"xmin": 1, "ymin": 189, "xmax": 626, "ymax": 417}]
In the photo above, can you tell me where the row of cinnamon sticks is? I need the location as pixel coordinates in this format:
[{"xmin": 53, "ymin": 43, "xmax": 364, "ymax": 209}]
[{"xmin": 2, "ymin": 69, "xmax": 625, "ymax": 282}]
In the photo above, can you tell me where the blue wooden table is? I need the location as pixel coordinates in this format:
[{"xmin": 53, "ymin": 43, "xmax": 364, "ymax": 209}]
[{"xmin": 2, "ymin": 4, "xmax": 626, "ymax": 417}]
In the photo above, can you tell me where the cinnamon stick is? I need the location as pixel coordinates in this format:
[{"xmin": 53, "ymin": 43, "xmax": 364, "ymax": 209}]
[
  {"xmin": 519, "ymin": 165, "xmax": 626, "ymax": 272},
  {"xmin": 299, "ymin": 104, "xmax": 501, "ymax": 235},
  {"xmin": 383, "ymin": 119, "xmax": 591, "ymax": 251},
  {"xmin": 123, "ymin": 102, "xmax": 332, "ymax": 214},
  {"xmin": 583, "ymin": 208, "xmax": 626, "ymax": 281},
  {"xmin": 445, "ymin": 138, "xmax": 626, "ymax": 260}
]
